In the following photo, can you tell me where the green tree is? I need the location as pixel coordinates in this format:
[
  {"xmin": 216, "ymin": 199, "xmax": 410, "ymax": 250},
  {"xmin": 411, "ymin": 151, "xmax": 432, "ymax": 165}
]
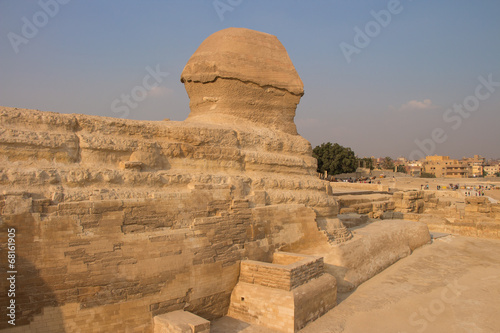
[
  {"xmin": 381, "ymin": 157, "xmax": 395, "ymax": 170},
  {"xmin": 312, "ymin": 142, "xmax": 357, "ymax": 175},
  {"xmin": 358, "ymin": 157, "xmax": 374, "ymax": 170},
  {"xmin": 397, "ymin": 165, "xmax": 406, "ymax": 173},
  {"xmin": 495, "ymin": 172, "xmax": 500, "ymax": 177}
]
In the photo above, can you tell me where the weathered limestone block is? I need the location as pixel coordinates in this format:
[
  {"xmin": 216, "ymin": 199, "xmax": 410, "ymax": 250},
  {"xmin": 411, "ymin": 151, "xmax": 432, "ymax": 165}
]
[
  {"xmin": 338, "ymin": 214, "xmax": 369, "ymax": 228},
  {"xmin": 392, "ymin": 191, "xmax": 429, "ymax": 214},
  {"xmin": 293, "ymin": 274, "xmax": 337, "ymax": 331},
  {"xmin": 402, "ymin": 213, "xmax": 422, "ymax": 221},
  {"xmin": 336, "ymin": 194, "xmax": 396, "ymax": 219},
  {"xmin": 465, "ymin": 197, "xmax": 489, "ymax": 205},
  {"xmin": 351, "ymin": 202, "xmax": 373, "ymax": 214},
  {"xmin": 492, "ymin": 204, "xmax": 500, "ymax": 220},
  {"xmin": 2, "ymin": 193, "xmax": 32, "ymax": 214},
  {"xmin": 476, "ymin": 221, "xmax": 500, "ymax": 239},
  {"xmin": 423, "ymin": 192, "xmax": 436, "ymax": 201},
  {"xmin": 381, "ymin": 211, "xmax": 404, "ymax": 220},
  {"xmin": 372, "ymin": 201, "xmax": 388, "ymax": 211},
  {"xmin": 393, "ymin": 192, "xmax": 403, "ymax": 200},
  {"xmin": 437, "ymin": 200, "xmax": 452, "ymax": 209},
  {"xmin": 154, "ymin": 310, "xmax": 210, "ymax": 333},
  {"xmin": 239, "ymin": 252, "xmax": 324, "ymax": 291},
  {"xmin": 339, "ymin": 207, "xmax": 356, "ymax": 214},
  {"xmin": 228, "ymin": 282, "xmax": 295, "ymax": 332},
  {"xmin": 0, "ymin": 128, "xmax": 80, "ymax": 163}
]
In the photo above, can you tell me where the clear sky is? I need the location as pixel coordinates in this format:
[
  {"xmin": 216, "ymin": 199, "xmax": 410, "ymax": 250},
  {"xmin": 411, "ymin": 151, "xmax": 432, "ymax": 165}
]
[{"xmin": 1, "ymin": 0, "xmax": 499, "ymax": 160}]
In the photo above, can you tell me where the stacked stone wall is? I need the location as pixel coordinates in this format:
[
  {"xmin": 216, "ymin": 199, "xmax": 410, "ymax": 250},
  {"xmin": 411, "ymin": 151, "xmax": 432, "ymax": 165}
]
[{"xmin": 239, "ymin": 253, "xmax": 323, "ymax": 291}]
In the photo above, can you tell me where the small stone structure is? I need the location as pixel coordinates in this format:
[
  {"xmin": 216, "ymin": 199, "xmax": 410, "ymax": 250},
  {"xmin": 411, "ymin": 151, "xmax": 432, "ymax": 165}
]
[
  {"xmin": 154, "ymin": 310, "xmax": 210, "ymax": 333},
  {"xmin": 316, "ymin": 217, "xmax": 353, "ymax": 244},
  {"xmin": 228, "ymin": 252, "xmax": 336, "ymax": 332}
]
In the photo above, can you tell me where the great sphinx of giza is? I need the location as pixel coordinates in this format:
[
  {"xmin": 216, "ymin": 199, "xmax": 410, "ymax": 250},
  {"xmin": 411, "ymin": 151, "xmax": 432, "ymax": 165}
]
[{"xmin": 0, "ymin": 28, "xmax": 429, "ymax": 332}]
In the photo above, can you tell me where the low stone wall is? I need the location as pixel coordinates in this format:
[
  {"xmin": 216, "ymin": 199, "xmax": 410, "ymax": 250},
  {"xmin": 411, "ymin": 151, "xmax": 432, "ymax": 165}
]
[
  {"xmin": 239, "ymin": 252, "xmax": 324, "ymax": 291},
  {"xmin": 421, "ymin": 217, "xmax": 500, "ymax": 239},
  {"xmin": 465, "ymin": 197, "xmax": 500, "ymax": 218},
  {"xmin": 393, "ymin": 190, "xmax": 450, "ymax": 214},
  {"xmin": 337, "ymin": 195, "xmax": 395, "ymax": 217},
  {"xmin": 418, "ymin": 196, "xmax": 500, "ymax": 239},
  {"xmin": 330, "ymin": 182, "xmax": 389, "ymax": 192}
]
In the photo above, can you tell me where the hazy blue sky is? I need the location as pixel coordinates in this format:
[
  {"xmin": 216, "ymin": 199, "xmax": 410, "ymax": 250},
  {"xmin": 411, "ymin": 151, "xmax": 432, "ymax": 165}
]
[{"xmin": 1, "ymin": 0, "xmax": 499, "ymax": 159}]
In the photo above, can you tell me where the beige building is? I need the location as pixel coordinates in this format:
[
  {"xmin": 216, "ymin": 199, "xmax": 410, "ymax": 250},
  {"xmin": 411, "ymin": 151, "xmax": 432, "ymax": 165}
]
[
  {"xmin": 405, "ymin": 164, "xmax": 422, "ymax": 177},
  {"xmin": 484, "ymin": 164, "xmax": 500, "ymax": 176},
  {"xmin": 462, "ymin": 155, "xmax": 485, "ymax": 177},
  {"xmin": 424, "ymin": 156, "xmax": 469, "ymax": 178},
  {"xmin": 470, "ymin": 164, "xmax": 484, "ymax": 177}
]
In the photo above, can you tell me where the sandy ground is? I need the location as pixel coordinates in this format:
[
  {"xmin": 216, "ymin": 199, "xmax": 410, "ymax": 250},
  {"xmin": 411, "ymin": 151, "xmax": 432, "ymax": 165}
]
[
  {"xmin": 485, "ymin": 190, "xmax": 500, "ymax": 201},
  {"xmin": 301, "ymin": 235, "xmax": 500, "ymax": 333},
  {"xmin": 212, "ymin": 235, "xmax": 500, "ymax": 333}
]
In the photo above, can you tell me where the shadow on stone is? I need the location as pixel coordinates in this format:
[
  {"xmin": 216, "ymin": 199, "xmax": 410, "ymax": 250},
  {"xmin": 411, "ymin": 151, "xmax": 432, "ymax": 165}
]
[{"xmin": 1, "ymin": 213, "xmax": 66, "ymax": 332}]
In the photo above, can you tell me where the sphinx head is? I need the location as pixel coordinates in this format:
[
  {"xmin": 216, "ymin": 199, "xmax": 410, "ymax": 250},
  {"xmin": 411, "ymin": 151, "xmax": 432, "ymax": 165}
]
[{"xmin": 180, "ymin": 27, "xmax": 304, "ymax": 135}]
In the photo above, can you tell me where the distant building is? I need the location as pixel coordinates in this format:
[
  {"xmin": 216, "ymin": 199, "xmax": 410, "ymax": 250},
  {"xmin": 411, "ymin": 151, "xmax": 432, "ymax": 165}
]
[
  {"xmin": 461, "ymin": 155, "xmax": 485, "ymax": 178},
  {"xmin": 423, "ymin": 155, "xmax": 468, "ymax": 178},
  {"xmin": 484, "ymin": 164, "xmax": 500, "ymax": 176},
  {"xmin": 462, "ymin": 155, "xmax": 485, "ymax": 164},
  {"xmin": 405, "ymin": 165, "xmax": 422, "ymax": 177}
]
